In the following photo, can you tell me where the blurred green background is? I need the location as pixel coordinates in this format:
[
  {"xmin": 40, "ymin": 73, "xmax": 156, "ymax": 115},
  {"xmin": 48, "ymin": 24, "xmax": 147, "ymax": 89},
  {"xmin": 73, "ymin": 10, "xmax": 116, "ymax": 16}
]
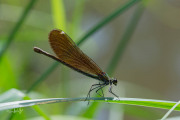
[{"xmin": 0, "ymin": 0, "xmax": 180, "ymax": 120}]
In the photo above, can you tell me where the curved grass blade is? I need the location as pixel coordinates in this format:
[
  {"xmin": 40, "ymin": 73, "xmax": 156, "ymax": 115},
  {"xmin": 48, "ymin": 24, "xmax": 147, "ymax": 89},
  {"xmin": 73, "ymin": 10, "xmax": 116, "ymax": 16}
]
[
  {"xmin": 0, "ymin": 89, "xmax": 49, "ymax": 119},
  {"xmin": 107, "ymin": 4, "xmax": 144, "ymax": 75},
  {"xmin": 77, "ymin": 0, "xmax": 140, "ymax": 46},
  {"xmin": 82, "ymin": 2, "xmax": 144, "ymax": 118},
  {"xmin": 0, "ymin": 97, "xmax": 180, "ymax": 112},
  {"xmin": 161, "ymin": 100, "xmax": 180, "ymax": 120}
]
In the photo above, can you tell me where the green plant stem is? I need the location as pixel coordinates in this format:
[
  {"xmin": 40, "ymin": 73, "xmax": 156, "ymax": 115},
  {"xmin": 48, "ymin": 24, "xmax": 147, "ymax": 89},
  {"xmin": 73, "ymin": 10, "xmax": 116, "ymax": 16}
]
[
  {"xmin": 107, "ymin": 5, "xmax": 144, "ymax": 76},
  {"xmin": 27, "ymin": 0, "xmax": 140, "ymax": 93},
  {"xmin": 0, "ymin": 0, "xmax": 37, "ymax": 62}
]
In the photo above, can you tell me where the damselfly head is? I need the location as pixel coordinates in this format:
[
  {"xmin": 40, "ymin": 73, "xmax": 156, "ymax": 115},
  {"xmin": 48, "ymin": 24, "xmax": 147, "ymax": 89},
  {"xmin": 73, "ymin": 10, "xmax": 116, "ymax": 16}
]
[{"xmin": 112, "ymin": 78, "xmax": 117, "ymax": 86}]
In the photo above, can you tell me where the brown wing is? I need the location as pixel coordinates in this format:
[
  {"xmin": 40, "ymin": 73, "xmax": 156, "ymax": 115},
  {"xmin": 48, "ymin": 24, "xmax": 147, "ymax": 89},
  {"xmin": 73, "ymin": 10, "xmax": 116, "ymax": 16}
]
[{"xmin": 49, "ymin": 29, "xmax": 106, "ymax": 79}]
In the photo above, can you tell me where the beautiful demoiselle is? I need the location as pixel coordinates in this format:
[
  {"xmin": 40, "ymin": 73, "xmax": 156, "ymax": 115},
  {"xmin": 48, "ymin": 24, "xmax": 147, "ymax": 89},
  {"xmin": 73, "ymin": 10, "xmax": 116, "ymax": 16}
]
[{"xmin": 34, "ymin": 29, "xmax": 118, "ymax": 98}]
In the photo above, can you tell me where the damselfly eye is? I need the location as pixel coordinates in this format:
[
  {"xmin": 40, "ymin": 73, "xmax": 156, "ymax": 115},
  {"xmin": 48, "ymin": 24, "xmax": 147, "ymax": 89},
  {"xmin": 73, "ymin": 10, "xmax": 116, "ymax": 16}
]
[{"xmin": 112, "ymin": 79, "xmax": 117, "ymax": 86}]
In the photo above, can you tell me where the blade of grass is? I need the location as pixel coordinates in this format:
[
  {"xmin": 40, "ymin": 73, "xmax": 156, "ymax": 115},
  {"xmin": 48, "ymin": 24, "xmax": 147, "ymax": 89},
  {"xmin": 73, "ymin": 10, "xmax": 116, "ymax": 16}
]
[
  {"xmin": 0, "ymin": 89, "xmax": 50, "ymax": 120},
  {"xmin": 51, "ymin": 0, "xmax": 66, "ymax": 31},
  {"xmin": 161, "ymin": 100, "xmax": 180, "ymax": 120},
  {"xmin": 0, "ymin": 0, "xmax": 37, "ymax": 62},
  {"xmin": 77, "ymin": 0, "xmax": 140, "ymax": 46},
  {"xmin": 8, "ymin": 97, "xmax": 50, "ymax": 120},
  {"xmin": 27, "ymin": 0, "xmax": 140, "ymax": 94},
  {"xmin": 70, "ymin": 0, "xmax": 86, "ymax": 40},
  {"xmin": 82, "ymin": 3, "xmax": 144, "ymax": 118},
  {"xmin": 23, "ymin": 96, "xmax": 50, "ymax": 120},
  {"xmin": 1, "ymin": 97, "xmax": 180, "ymax": 112},
  {"xmin": 107, "ymin": 4, "xmax": 144, "ymax": 75}
]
